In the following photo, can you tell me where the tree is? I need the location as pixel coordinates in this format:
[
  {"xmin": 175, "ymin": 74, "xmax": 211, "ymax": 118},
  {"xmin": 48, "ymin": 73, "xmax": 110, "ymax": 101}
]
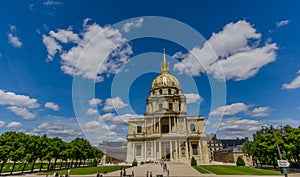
[
  {"xmin": 191, "ymin": 157, "xmax": 197, "ymax": 166},
  {"xmin": 245, "ymin": 125, "xmax": 300, "ymax": 168},
  {"xmin": 236, "ymin": 156, "xmax": 245, "ymax": 166}
]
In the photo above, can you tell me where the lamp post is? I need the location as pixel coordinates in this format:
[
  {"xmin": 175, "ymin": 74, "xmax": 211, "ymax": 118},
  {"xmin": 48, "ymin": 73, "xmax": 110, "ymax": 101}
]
[{"xmin": 261, "ymin": 125, "xmax": 288, "ymax": 177}]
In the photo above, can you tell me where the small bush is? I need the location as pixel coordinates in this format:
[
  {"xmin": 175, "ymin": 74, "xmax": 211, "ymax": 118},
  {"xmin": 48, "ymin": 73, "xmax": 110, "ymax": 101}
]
[
  {"xmin": 236, "ymin": 156, "xmax": 245, "ymax": 166},
  {"xmin": 191, "ymin": 157, "xmax": 197, "ymax": 166},
  {"xmin": 132, "ymin": 159, "xmax": 138, "ymax": 167},
  {"xmin": 91, "ymin": 159, "xmax": 98, "ymax": 167}
]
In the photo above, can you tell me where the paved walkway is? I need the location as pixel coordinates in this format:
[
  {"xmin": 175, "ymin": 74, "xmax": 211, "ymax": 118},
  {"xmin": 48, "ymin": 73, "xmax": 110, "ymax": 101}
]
[
  {"xmin": 107, "ymin": 162, "xmax": 201, "ymax": 177},
  {"xmin": 4, "ymin": 162, "xmax": 300, "ymax": 177}
]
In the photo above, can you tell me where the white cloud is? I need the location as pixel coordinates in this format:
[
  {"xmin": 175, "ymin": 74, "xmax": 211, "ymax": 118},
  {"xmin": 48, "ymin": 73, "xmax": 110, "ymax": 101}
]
[
  {"xmin": 282, "ymin": 70, "xmax": 300, "ymax": 90},
  {"xmin": 7, "ymin": 121, "xmax": 22, "ymax": 128},
  {"xmin": 122, "ymin": 18, "xmax": 144, "ymax": 32},
  {"xmin": 42, "ymin": 34, "xmax": 62, "ymax": 61},
  {"xmin": 250, "ymin": 106, "xmax": 271, "ymax": 117},
  {"xmin": 0, "ymin": 89, "xmax": 39, "ymax": 108},
  {"xmin": 103, "ymin": 97, "xmax": 128, "ymax": 111},
  {"xmin": 31, "ymin": 122, "xmax": 82, "ymax": 138},
  {"xmin": 86, "ymin": 108, "xmax": 98, "ymax": 115},
  {"xmin": 89, "ymin": 98, "xmax": 102, "ymax": 106},
  {"xmin": 217, "ymin": 117, "xmax": 266, "ymax": 139},
  {"xmin": 184, "ymin": 93, "xmax": 203, "ymax": 104},
  {"xmin": 172, "ymin": 51, "xmax": 187, "ymax": 59},
  {"xmin": 276, "ymin": 20, "xmax": 290, "ymax": 27},
  {"xmin": 8, "ymin": 33, "xmax": 22, "ymax": 48},
  {"xmin": 174, "ymin": 20, "xmax": 278, "ymax": 81},
  {"xmin": 45, "ymin": 102, "xmax": 59, "ymax": 111},
  {"xmin": 42, "ymin": 19, "xmax": 132, "ymax": 82},
  {"xmin": 43, "ymin": 0, "xmax": 62, "ymax": 6},
  {"xmin": 209, "ymin": 102, "xmax": 250, "ymax": 116},
  {"xmin": 99, "ymin": 113, "xmax": 142, "ymax": 124},
  {"xmin": 7, "ymin": 106, "xmax": 36, "ymax": 119},
  {"xmin": 0, "ymin": 120, "xmax": 5, "ymax": 127}
]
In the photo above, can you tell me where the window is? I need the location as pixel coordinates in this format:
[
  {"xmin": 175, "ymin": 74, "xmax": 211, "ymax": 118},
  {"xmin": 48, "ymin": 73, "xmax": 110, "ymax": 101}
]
[
  {"xmin": 168, "ymin": 89, "xmax": 172, "ymax": 95},
  {"xmin": 137, "ymin": 126, "xmax": 142, "ymax": 133},
  {"xmin": 159, "ymin": 89, "xmax": 162, "ymax": 94},
  {"xmin": 136, "ymin": 145, "xmax": 142, "ymax": 156},
  {"xmin": 190, "ymin": 124, "xmax": 196, "ymax": 132},
  {"xmin": 192, "ymin": 144, "xmax": 198, "ymax": 155},
  {"xmin": 159, "ymin": 103, "xmax": 163, "ymax": 110},
  {"xmin": 178, "ymin": 103, "xmax": 181, "ymax": 111},
  {"xmin": 162, "ymin": 125, "xmax": 169, "ymax": 133},
  {"xmin": 168, "ymin": 103, "xmax": 173, "ymax": 110}
]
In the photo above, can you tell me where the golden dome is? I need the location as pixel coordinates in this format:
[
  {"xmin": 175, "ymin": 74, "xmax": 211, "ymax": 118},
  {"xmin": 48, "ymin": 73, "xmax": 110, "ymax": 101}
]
[{"xmin": 151, "ymin": 49, "xmax": 181, "ymax": 89}]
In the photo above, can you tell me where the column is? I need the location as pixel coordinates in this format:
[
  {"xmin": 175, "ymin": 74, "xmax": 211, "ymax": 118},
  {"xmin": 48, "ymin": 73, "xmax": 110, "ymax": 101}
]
[
  {"xmin": 133, "ymin": 142, "xmax": 135, "ymax": 159},
  {"xmin": 169, "ymin": 116, "xmax": 171, "ymax": 132},
  {"xmin": 159, "ymin": 118, "xmax": 161, "ymax": 134},
  {"xmin": 199, "ymin": 140, "xmax": 203, "ymax": 160},
  {"xmin": 170, "ymin": 141, "xmax": 173, "ymax": 160},
  {"xmin": 183, "ymin": 117, "xmax": 186, "ymax": 132},
  {"xmin": 176, "ymin": 117, "xmax": 178, "ymax": 132},
  {"xmin": 153, "ymin": 117, "xmax": 155, "ymax": 133},
  {"xmin": 175, "ymin": 140, "xmax": 178, "ymax": 160},
  {"xmin": 185, "ymin": 141, "xmax": 189, "ymax": 159},
  {"xmin": 159, "ymin": 141, "xmax": 162, "ymax": 159},
  {"xmin": 144, "ymin": 141, "xmax": 147, "ymax": 160},
  {"xmin": 154, "ymin": 141, "xmax": 156, "ymax": 159}
]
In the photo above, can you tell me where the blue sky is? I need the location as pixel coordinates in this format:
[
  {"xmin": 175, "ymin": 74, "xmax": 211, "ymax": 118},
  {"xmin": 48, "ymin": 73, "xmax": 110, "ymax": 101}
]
[{"xmin": 0, "ymin": 0, "xmax": 300, "ymax": 144}]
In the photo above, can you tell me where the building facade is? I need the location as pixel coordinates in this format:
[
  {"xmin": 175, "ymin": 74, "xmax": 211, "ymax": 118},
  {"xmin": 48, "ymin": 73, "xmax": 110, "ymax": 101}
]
[
  {"xmin": 207, "ymin": 134, "xmax": 223, "ymax": 162},
  {"xmin": 126, "ymin": 51, "xmax": 209, "ymax": 164}
]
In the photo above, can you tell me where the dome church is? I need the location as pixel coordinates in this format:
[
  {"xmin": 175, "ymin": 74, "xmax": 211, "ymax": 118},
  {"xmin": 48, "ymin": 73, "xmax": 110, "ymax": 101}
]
[{"xmin": 126, "ymin": 50, "xmax": 209, "ymax": 164}]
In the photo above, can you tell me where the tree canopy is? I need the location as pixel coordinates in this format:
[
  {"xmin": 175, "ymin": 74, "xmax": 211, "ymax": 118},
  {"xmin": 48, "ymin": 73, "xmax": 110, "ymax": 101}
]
[
  {"xmin": 244, "ymin": 125, "xmax": 300, "ymax": 168},
  {"xmin": 0, "ymin": 131, "xmax": 103, "ymax": 174}
]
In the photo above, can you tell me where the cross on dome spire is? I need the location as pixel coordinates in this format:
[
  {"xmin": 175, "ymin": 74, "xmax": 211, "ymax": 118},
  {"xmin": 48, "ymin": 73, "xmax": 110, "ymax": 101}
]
[{"xmin": 161, "ymin": 49, "xmax": 169, "ymax": 74}]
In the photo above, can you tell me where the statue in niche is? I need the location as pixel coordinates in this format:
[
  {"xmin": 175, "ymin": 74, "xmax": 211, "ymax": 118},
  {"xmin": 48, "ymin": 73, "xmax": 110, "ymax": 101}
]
[{"xmin": 181, "ymin": 147, "xmax": 186, "ymax": 157}]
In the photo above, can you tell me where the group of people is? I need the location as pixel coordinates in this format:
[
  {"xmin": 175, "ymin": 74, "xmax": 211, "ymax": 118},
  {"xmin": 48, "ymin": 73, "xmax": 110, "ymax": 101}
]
[
  {"xmin": 119, "ymin": 167, "xmax": 135, "ymax": 177},
  {"xmin": 96, "ymin": 167, "xmax": 107, "ymax": 177},
  {"xmin": 47, "ymin": 169, "xmax": 71, "ymax": 177},
  {"xmin": 161, "ymin": 161, "xmax": 170, "ymax": 177}
]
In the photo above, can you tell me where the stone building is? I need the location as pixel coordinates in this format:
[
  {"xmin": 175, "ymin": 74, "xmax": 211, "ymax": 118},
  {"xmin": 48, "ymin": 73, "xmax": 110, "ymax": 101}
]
[
  {"xmin": 207, "ymin": 134, "xmax": 223, "ymax": 162},
  {"xmin": 126, "ymin": 51, "xmax": 209, "ymax": 164}
]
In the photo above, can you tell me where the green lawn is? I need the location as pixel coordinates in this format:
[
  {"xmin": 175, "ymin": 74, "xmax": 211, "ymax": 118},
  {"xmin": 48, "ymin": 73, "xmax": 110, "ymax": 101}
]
[
  {"xmin": 193, "ymin": 166, "xmax": 210, "ymax": 174},
  {"xmin": 197, "ymin": 165, "xmax": 282, "ymax": 175},
  {"xmin": 38, "ymin": 166, "xmax": 131, "ymax": 175}
]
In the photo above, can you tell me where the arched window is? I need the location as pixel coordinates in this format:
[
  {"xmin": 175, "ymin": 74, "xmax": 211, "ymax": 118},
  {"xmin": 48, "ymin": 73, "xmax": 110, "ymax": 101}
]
[{"xmin": 159, "ymin": 89, "xmax": 162, "ymax": 95}]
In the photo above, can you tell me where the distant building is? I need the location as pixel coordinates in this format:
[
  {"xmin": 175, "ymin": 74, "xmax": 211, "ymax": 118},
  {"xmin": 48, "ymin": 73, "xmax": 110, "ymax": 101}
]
[
  {"xmin": 99, "ymin": 141, "xmax": 127, "ymax": 164},
  {"xmin": 220, "ymin": 137, "xmax": 248, "ymax": 148},
  {"xmin": 213, "ymin": 145, "xmax": 252, "ymax": 166},
  {"xmin": 207, "ymin": 134, "xmax": 223, "ymax": 162}
]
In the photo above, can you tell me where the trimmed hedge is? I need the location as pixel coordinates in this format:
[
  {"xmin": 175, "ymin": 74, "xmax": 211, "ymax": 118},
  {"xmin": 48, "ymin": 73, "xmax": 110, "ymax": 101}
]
[
  {"xmin": 236, "ymin": 156, "xmax": 245, "ymax": 166},
  {"xmin": 191, "ymin": 157, "xmax": 197, "ymax": 166}
]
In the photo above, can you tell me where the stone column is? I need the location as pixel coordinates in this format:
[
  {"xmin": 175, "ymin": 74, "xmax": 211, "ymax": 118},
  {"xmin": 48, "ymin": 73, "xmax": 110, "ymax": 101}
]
[
  {"xmin": 199, "ymin": 140, "xmax": 203, "ymax": 160},
  {"xmin": 159, "ymin": 141, "xmax": 162, "ymax": 159},
  {"xmin": 144, "ymin": 141, "xmax": 147, "ymax": 160},
  {"xmin": 175, "ymin": 140, "xmax": 178, "ymax": 160},
  {"xmin": 185, "ymin": 140, "xmax": 189, "ymax": 159},
  {"xmin": 133, "ymin": 142, "xmax": 135, "ymax": 159},
  {"xmin": 183, "ymin": 117, "xmax": 186, "ymax": 132},
  {"xmin": 153, "ymin": 141, "xmax": 156, "ymax": 159},
  {"xmin": 170, "ymin": 141, "xmax": 173, "ymax": 160},
  {"xmin": 159, "ymin": 118, "xmax": 161, "ymax": 134},
  {"xmin": 169, "ymin": 116, "xmax": 171, "ymax": 132}
]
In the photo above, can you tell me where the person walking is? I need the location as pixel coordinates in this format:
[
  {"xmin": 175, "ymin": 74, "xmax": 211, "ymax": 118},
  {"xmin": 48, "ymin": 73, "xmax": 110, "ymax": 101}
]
[
  {"xmin": 149, "ymin": 171, "xmax": 152, "ymax": 177},
  {"xmin": 131, "ymin": 171, "xmax": 134, "ymax": 177},
  {"xmin": 146, "ymin": 170, "xmax": 149, "ymax": 177},
  {"xmin": 104, "ymin": 167, "xmax": 108, "ymax": 175}
]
